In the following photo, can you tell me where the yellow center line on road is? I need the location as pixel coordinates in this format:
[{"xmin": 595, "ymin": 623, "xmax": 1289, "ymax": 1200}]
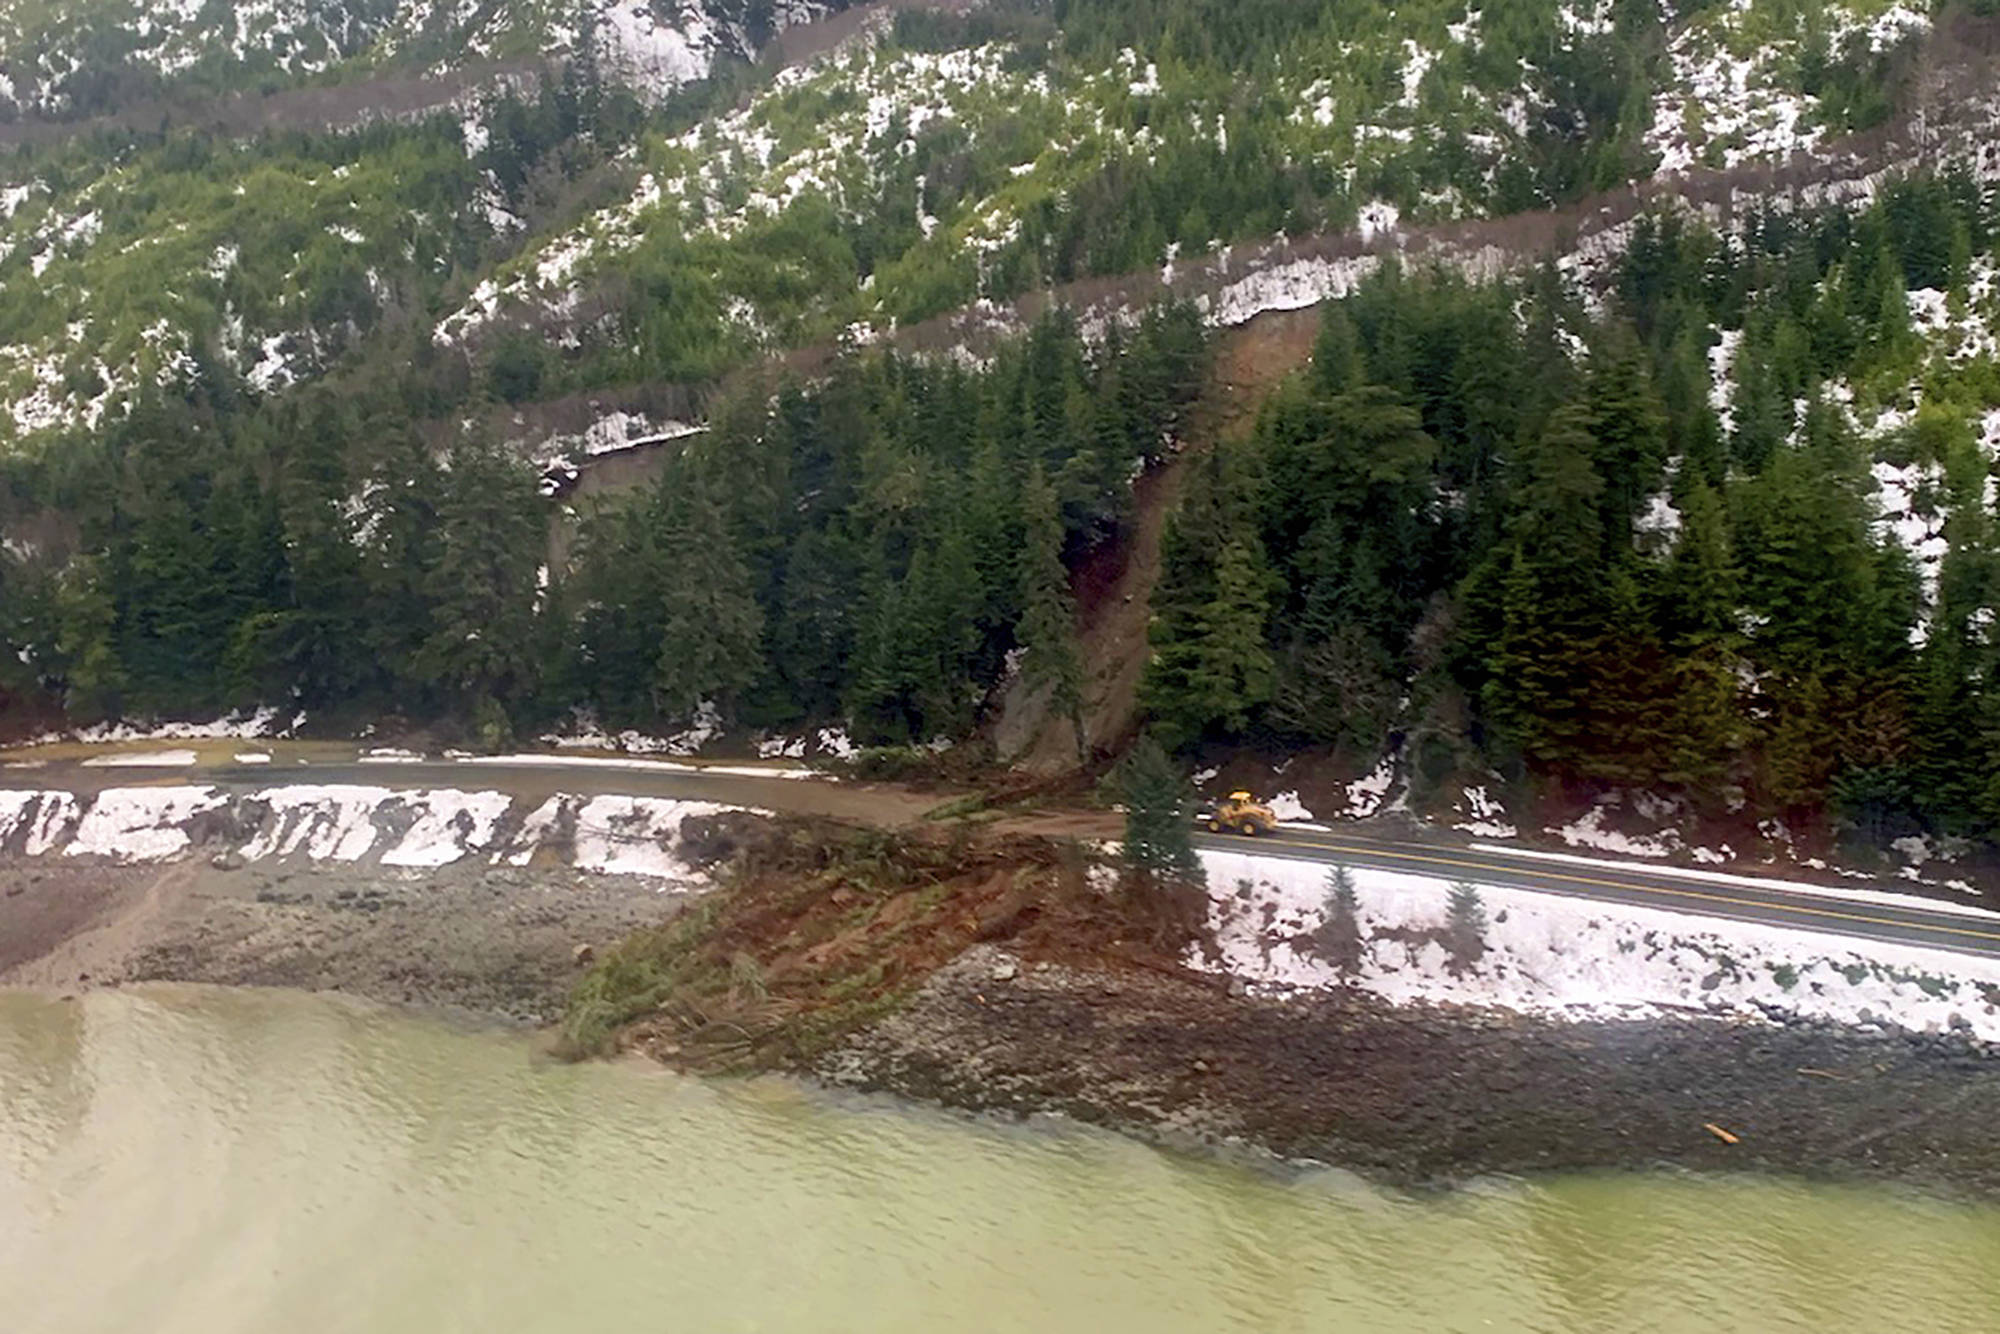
[{"xmin": 1213, "ymin": 833, "xmax": 2000, "ymax": 949}]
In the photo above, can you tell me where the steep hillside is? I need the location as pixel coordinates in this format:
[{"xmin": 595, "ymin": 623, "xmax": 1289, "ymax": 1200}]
[
  {"xmin": 0, "ymin": 0, "xmax": 1963, "ymax": 452},
  {"xmin": 0, "ymin": 0, "xmax": 832, "ymax": 120},
  {"xmin": 8, "ymin": 0, "xmax": 2000, "ymax": 858},
  {"xmin": 993, "ymin": 305, "xmax": 1321, "ymax": 771}
]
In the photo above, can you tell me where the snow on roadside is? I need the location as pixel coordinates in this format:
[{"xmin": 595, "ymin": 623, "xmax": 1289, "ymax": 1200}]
[
  {"xmin": 377, "ymin": 789, "xmax": 513, "ymax": 868},
  {"xmin": 498, "ymin": 796, "xmax": 567, "ymax": 868},
  {"xmin": 1454, "ymin": 785, "xmax": 1517, "ymax": 839},
  {"xmin": 1555, "ymin": 803, "xmax": 1678, "ymax": 858},
  {"xmin": 79, "ymin": 750, "xmax": 197, "ymax": 768},
  {"xmin": 31, "ymin": 707, "xmax": 289, "ymax": 745},
  {"xmin": 240, "ymin": 785, "xmax": 396, "ymax": 862},
  {"xmin": 568, "ymin": 795, "xmax": 733, "ymax": 879},
  {"xmin": 8, "ymin": 783, "xmax": 753, "ymax": 881},
  {"xmin": 543, "ymin": 702, "xmax": 724, "ymax": 756},
  {"xmin": 462, "ymin": 754, "xmax": 814, "ymax": 780},
  {"xmin": 358, "ymin": 747, "xmax": 427, "ymax": 764},
  {"xmin": 0, "ymin": 789, "xmax": 81, "ymax": 855},
  {"xmin": 1198, "ymin": 848, "xmax": 2000, "ymax": 1040},
  {"xmin": 1471, "ymin": 843, "xmax": 2000, "ymax": 922},
  {"xmin": 1267, "ymin": 791, "xmax": 1314, "ymax": 823},
  {"xmin": 64, "ymin": 786, "xmax": 226, "ymax": 862}
]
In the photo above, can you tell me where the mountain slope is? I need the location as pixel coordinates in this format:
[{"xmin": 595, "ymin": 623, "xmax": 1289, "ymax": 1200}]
[{"xmin": 0, "ymin": 0, "xmax": 1959, "ymax": 450}]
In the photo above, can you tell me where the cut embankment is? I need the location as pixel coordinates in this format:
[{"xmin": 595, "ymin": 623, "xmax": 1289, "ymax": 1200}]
[
  {"xmin": 0, "ymin": 784, "xmax": 746, "ymax": 882},
  {"xmin": 0, "ymin": 784, "xmax": 775, "ymax": 1019},
  {"xmin": 1198, "ymin": 848, "xmax": 2000, "ymax": 1042}
]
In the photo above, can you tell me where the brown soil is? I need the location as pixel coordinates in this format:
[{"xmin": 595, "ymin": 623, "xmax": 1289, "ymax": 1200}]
[
  {"xmin": 992, "ymin": 307, "xmax": 1325, "ymax": 774},
  {"xmin": 596, "ymin": 821, "xmax": 1191, "ymax": 1065}
]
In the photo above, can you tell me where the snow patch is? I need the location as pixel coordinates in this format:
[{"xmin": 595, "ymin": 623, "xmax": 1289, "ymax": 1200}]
[
  {"xmin": 65, "ymin": 786, "xmax": 226, "ymax": 862},
  {"xmin": 544, "ymin": 701, "xmax": 723, "ymax": 757},
  {"xmin": 1199, "ymin": 850, "xmax": 2000, "ymax": 1040},
  {"xmin": 461, "ymin": 754, "xmax": 812, "ymax": 780},
  {"xmin": 1555, "ymin": 803, "xmax": 1679, "ymax": 858},
  {"xmin": 1267, "ymin": 791, "xmax": 1314, "ymax": 823},
  {"xmin": 0, "ymin": 790, "xmax": 81, "ymax": 855},
  {"xmin": 1454, "ymin": 785, "xmax": 1517, "ymax": 839},
  {"xmin": 33, "ymin": 708, "xmax": 287, "ymax": 747},
  {"xmin": 378, "ymin": 789, "xmax": 513, "ymax": 867},
  {"xmin": 1344, "ymin": 756, "xmax": 1398, "ymax": 819},
  {"xmin": 78, "ymin": 750, "xmax": 198, "ymax": 768},
  {"xmin": 569, "ymin": 794, "xmax": 731, "ymax": 879},
  {"xmin": 241, "ymin": 785, "xmax": 394, "ymax": 862}
]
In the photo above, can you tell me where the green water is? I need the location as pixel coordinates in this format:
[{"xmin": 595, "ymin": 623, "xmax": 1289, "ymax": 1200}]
[{"xmin": 3, "ymin": 987, "xmax": 1997, "ymax": 1333}]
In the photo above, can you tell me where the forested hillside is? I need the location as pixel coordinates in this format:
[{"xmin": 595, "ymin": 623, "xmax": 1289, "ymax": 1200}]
[
  {"xmin": 4, "ymin": 0, "xmax": 2000, "ymax": 853},
  {"xmin": 1148, "ymin": 174, "xmax": 2000, "ymax": 839},
  {"xmin": 0, "ymin": 0, "xmax": 1955, "ymax": 444}
]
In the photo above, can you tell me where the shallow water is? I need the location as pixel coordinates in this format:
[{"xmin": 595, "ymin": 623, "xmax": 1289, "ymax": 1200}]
[{"xmin": 3, "ymin": 987, "xmax": 1997, "ymax": 1333}]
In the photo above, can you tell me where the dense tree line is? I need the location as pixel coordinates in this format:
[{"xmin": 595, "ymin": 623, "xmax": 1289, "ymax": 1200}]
[
  {"xmin": 562, "ymin": 301, "xmax": 1207, "ymax": 741},
  {"xmin": 1144, "ymin": 171, "xmax": 2000, "ymax": 844},
  {"xmin": 0, "ymin": 301, "xmax": 1206, "ymax": 748}
]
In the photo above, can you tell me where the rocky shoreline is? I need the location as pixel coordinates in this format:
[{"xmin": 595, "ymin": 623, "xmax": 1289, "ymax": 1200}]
[
  {"xmin": 6, "ymin": 848, "xmax": 1999, "ymax": 1195},
  {"xmin": 0, "ymin": 857, "xmax": 669, "ymax": 1025},
  {"xmin": 825, "ymin": 946, "xmax": 2000, "ymax": 1194}
]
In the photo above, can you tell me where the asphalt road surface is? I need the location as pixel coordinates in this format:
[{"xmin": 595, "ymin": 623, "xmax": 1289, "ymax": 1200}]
[
  {"xmin": 1195, "ymin": 828, "xmax": 2000, "ymax": 960},
  {"xmin": 12, "ymin": 750, "xmax": 2000, "ymax": 960}
]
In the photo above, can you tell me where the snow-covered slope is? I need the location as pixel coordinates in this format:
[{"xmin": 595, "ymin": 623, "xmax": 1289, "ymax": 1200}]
[
  {"xmin": 0, "ymin": 0, "xmax": 833, "ymax": 119},
  {"xmin": 1199, "ymin": 847, "xmax": 2000, "ymax": 1042},
  {"xmin": 0, "ymin": 782, "xmax": 743, "ymax": 880},
  {"xmin": 1, "ymin": 0, "xmax": 1997, "ymax": 448}
]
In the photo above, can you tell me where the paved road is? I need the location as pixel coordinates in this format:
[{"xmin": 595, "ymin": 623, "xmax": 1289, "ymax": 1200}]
[
  {"xmin": 1196, "ymin": 828, "xmax": 2000, "ymax": 960},
  {"xmin": 12, "ymin": 751, "xmax": 2000, "ymax": 960}
]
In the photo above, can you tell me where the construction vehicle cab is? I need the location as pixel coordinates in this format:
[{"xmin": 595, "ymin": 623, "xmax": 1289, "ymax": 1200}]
[{"xmin": 1209, "ymin": 791, "xmax": 1277, "ymax": 837}]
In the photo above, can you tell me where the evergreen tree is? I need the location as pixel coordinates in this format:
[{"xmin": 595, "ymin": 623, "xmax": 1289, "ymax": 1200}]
[
  {"xmin": 1016, "ymin": 466, "xmax": 1088, "ymax": 761},
  {"xmin": 1729, "ymin": 323, "xmax": 1790, "ymax": 474},
  {"xmin": 417, "ymin": 439, "xmax": 544, "ymax": 740},
  {"xmin": 356, "ymin": 428, "xmax": 445, "ymax": 697},
  {"xmin": 1443, "ymin": 882, "xmax": 1488, "ymax": 976},
  {"xmin": 1143, "ymin": 521, "xmax": 1278, "ymax": 748},
  {"xmin": 1484, "ymin": 403, "xmax": 1612, "ymax": 766},
  {"xmin": 1309, "ymin": 864, "xmax": 1366, "ymax": 982},
  {"xmin": 566, "ymin": 0, "xmax": 604, "ymax": 140},
  {"xmin": 1648, "ymin": 481, "xmax": 1743, "ymax": 787},
  {"xmin": 1584, "ymin": 329, "xmax": 1670, "ymax": 559},
  {"xmin": 1141, "ymin": 445, "xmax": 1277, "ymax": 748},
  {"xmin": 1652, "ymin": 481, "xmax": 1737, "ymax": 651},
  {"xmin": 236, "ymin": 392, "xmax": 369, "ymax": 706},
  {"xmin": 51, "ymin": 556, "xmax": 125, "ymax": 720},
  {"xmin": 1310, "ymin": 306, "xmax": 1365, "ymax": 395},
  {"xmin": 653, "ymin": 474, "xmax": 766, "ymax": 723},
  {"xmin": 1119, "ymin": 732, "xmax": 1205, "ymax": 893}
]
